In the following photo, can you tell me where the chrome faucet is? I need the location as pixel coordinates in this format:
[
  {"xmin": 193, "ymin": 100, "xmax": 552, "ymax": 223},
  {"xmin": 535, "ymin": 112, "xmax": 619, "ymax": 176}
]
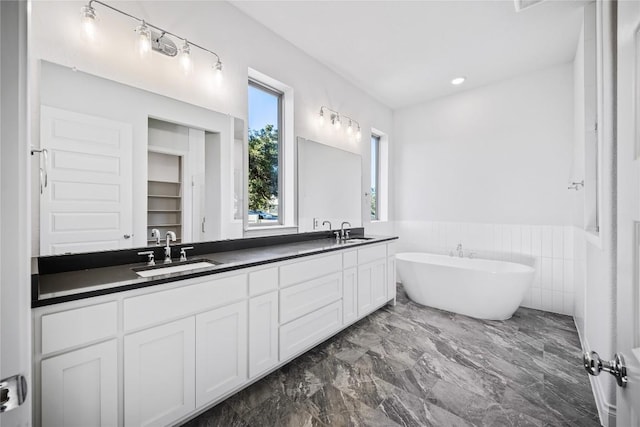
[
  {"xmin": 164, "ymin": 231, "xmax": 176, "ymax": 263},
  {"xmin": 456, "ymin": 243, "xmax": 464, "ymax": 258},
  {"xmin": 322, "ymin": 220, "xmax": 332, "ymax": 230},
  {"xmin": 151, "ymin": 228, "xmax": 161, "ymax": 246},
  {"xmin": 340, "ymin": 222, "xmax": 351, "ymax": 240}
]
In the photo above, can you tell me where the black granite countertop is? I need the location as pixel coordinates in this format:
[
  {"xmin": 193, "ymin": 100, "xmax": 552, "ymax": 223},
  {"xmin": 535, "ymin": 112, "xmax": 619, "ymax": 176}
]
[{"xmin": 33, "ymin": 229, "xmax": 398, "ymax": 308}]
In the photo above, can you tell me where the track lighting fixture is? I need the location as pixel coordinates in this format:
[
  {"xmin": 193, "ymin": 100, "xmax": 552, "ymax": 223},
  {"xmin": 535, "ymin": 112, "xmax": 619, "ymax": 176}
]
[
  {"xmin": 318, "ymin": 106, "xmax": 362, "ymax": 141},
  {"xmin": 80, "ymin": 1, "xmax": 223, "ymax": 80}
]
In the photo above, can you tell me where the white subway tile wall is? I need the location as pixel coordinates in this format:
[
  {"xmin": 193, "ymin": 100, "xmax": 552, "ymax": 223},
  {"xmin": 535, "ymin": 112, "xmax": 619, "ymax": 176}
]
[{"xmin": 396, "ymin": 221, "xmax": 576, "ymax": 316}]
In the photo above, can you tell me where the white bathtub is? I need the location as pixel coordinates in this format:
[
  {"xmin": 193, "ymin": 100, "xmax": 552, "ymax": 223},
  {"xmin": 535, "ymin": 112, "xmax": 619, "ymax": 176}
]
[{"xmin": 396, "ymin": 252, "xmax": 535, "ymax": 320}]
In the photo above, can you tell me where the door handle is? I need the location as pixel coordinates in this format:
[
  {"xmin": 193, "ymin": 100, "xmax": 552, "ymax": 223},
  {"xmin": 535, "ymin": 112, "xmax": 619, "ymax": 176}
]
[
  {"xmin": 0, "ymin": 374, "xmax": 27, "ymax": 413},
  {"xmin": 583, "ymin": 351, "xmax": 628, "ymax": 387}
]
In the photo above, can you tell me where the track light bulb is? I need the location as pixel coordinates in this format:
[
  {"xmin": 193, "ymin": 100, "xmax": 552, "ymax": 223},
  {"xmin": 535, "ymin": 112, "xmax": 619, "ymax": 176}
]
[
  {"xmin": 80, "ymin": 4, "xmax": 97, "ymax": 42},
  {"xmin": 179, "ymin": 40, "xmax": 192, "ymax": 75},
  {"xmin": 136, "ymin": 21, "xmax": 151, "ymax": 58}
]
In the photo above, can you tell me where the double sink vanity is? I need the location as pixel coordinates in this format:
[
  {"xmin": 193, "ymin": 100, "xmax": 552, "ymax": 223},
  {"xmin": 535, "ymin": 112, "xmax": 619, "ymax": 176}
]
[{"xmin": 31, "ymin": 229, "xmax": 398, "ymax": 427}]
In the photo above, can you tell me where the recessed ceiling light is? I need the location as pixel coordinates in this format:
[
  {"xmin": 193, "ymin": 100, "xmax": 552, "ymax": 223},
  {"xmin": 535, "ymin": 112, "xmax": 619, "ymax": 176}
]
[{"xmin": 451, "ymin": 77, "xmax": 466, "ymax": 85}]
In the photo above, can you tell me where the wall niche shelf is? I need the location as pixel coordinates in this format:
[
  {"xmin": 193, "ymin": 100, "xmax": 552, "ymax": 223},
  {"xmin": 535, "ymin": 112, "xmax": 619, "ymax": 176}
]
[{"xmin": 147, "ymin": 152, "xmax": 183, "ymax": 244}]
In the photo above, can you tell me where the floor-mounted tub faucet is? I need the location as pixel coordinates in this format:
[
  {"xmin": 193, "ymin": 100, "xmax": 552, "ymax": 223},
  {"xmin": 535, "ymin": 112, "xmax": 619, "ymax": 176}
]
[{"xmin": 165, "ymin": 231, "xmax": 176, "ymax": 263}]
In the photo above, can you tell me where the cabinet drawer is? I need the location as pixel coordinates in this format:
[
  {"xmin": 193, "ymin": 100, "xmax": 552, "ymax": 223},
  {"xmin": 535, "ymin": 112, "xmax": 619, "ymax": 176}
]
[
  {"xmin": 358, "ymin": 244, "xmax": 387, "ymax": 265},
  {"xmin": 124, "ymin": 274, "xmax": 247, "ymax": 331},
  {"xmin": 343, "ymin": 250, "xmax": 357, "ymax": 269},
  {"xmin": 279, "ymin": 300, "xmax": 342, "ymax": 360},
  {"xmin": 41, "ymin": 302, "xmax": 117, "ymax": 355},
  {"xmin": 280, "ymin": 272, "xmax": 342, "ymax": 324},
  {"xmin": 280, "ymin": 253, "xmax": 342, "ymax": 288},
  {"xmin": 249, "ymin": 267, "xmax": 278, "ymax": 296}
]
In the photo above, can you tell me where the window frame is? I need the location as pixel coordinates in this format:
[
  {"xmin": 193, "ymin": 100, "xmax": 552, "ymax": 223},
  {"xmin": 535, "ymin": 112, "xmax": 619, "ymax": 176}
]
[
  {"xmin": 245, "ymin": 69, "xmax": 295, "ymax": 234},
  {"xmin": 370, "ymin": 133, "xmax": 381, "ymax": 221},
  {"xmin": 247, "ymin": 78, "xmax": 284, "ymax": 227}
]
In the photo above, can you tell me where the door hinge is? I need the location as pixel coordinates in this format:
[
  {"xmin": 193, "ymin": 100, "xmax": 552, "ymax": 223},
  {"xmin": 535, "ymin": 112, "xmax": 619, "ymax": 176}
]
[{"xmin": 0, "ymin": 374, "xmax": 27, "ymax": 413}]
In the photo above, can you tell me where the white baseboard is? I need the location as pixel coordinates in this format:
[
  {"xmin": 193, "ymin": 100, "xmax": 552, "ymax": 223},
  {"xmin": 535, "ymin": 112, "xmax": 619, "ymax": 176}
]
[{"xmin": 574, "ymin": 317, "xmax": 614, "ymax": 426}]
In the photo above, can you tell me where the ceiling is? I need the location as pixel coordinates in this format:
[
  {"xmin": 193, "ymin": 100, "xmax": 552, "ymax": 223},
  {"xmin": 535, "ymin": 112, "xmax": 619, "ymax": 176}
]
[{"xmin": 230, "ymin": 0, "xmax": 586, "ymax": 110}]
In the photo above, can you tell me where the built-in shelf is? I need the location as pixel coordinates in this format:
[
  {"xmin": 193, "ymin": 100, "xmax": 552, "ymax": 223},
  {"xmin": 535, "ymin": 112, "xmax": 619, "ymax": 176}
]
[{"xmin": 148, "ymin": 149, "xmax": 183, "ymax": 244}]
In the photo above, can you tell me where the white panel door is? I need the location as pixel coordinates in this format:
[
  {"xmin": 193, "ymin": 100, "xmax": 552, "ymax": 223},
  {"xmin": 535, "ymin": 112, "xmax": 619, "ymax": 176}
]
[
  {"xmin": 195, "ymin": 301, "xmax": 247, "ymax": 408},
  {"xmin": 41, "ymin": 340, "xmax": 117, "ymax": 427},
  {"xmin": 40, "ymin": 105, "xmax": 133, "ymax": 255},
  {"xmin": 124, "ymin": 317, "xmax": 195, "ymax": 427},
  {"xmin": 358, "ymin": 259, "xmax": 387, "ymax": 317},
  {"xmin": 249, "ymin": 291, "xmax": 278, "ymax": 378},
  {"xmin": 615, "ymin": 0, "xmax": 640, "ymax": 423}
]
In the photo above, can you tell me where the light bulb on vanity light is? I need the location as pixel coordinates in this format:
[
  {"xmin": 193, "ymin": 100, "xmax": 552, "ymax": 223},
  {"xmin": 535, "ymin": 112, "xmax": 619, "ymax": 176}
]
[
  {"xmin": 179, "ymin": 40, "xmax": 193, "ymax": 75},
  {"xmin": 318, "ymin": 108, "xmax": 325, "ymax": 126},
  {"xmin": 346, "ymin": 120, "xmax": 354, "ymax": 135},
  {"xmin": 135, "ymin": 21, "xmax": 151, "ymax": 58},
  {"xmin": 80, "ymin": 4, "xmax": 97, "ymax": 42},
  {"xmin": 213, "ymin": 60, "xmax": 223, "ymax": 85},
  {"xmin": 332, "ymin": 114, "xmax": 341, "ymax": 130},
  {"xmin": 355, "ymin": 125, "xmax": 362, "ymax": 141}
]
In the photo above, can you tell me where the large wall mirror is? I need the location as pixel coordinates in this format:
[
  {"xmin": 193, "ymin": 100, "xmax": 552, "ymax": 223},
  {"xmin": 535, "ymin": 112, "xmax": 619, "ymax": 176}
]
[
  {"xmin": 33, "ymin": 61, "xmax": 243, "ymax": 255},
  {"xmin": 297, "ymin": 138, "xmax": 363, "ymax": 233}
]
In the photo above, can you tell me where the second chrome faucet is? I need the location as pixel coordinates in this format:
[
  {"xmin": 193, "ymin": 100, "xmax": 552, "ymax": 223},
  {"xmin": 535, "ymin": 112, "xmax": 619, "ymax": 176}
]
[{"xmin": 164, "ymin": 231, "xmax": 176, "ymax": 263}]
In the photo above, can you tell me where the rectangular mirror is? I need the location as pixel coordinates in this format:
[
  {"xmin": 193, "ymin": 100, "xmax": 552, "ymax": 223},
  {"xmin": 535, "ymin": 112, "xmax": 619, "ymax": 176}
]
[
  {"xmin": 34, "ymin": 60, "xmax": 237, "ymax": 255},
  {"xmin": 297, "ymin": 138, "xmax": 362, "ymax": 233}
]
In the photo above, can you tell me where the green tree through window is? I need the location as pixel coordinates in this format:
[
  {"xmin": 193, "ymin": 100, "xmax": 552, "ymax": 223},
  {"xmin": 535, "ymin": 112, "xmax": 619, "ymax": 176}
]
[{"xmin": 248, "ymin": 124, "xmax": 278, "ymax": 211}]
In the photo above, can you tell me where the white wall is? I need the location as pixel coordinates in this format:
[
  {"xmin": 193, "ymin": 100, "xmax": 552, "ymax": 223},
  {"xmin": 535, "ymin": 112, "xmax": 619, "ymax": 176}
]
[
  {"xmin": 29, "ymin": 0, "xmax": 393, "ymax": 239},
  {"xmin": 394, "ymin": 63, "xmax": 574, "ymax": 225},
  {"xmin": 393, "ymin": 63, "xmax": 575, "ymax": 315}
]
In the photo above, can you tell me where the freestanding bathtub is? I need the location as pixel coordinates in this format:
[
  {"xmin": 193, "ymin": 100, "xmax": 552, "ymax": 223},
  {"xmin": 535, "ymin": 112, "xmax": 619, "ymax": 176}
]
[{"xmin": 396, "ymin": 252, "xmax": 535, "ymax": 320}]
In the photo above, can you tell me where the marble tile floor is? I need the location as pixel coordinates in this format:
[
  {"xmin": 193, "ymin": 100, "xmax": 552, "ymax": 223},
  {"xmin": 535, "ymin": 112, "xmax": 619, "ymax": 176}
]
[{"xmin": 182, "ymin": 285, "xmax": 600, "ymax": 427}]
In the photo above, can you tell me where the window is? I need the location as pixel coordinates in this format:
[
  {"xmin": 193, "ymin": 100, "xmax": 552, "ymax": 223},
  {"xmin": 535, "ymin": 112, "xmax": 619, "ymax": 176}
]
[
  {"xmin": 247, "ymin": 80, "xmax": 282, "ymax": 226},
  {"xmin": 371, "ymin": 134, "xmax": 380, "ymax": 220}
]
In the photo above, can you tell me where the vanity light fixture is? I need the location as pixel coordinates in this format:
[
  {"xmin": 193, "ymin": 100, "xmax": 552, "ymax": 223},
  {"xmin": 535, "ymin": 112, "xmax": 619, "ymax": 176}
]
[
  {"xmin": 318, "ymin": 106, "xmax": 362, "ymax": 141},
  {"xmin": 80, "ymin": 1, "xmax": 223, "ymax": 80},
  {"xmin": 451, "ymin": 76, "xmax": 466, "ymax": 85}
]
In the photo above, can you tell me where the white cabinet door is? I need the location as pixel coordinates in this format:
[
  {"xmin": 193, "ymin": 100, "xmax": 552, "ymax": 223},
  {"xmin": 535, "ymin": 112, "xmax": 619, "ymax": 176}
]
[
  {"xmin": 358, "ymin": 259, "xmax": 387, "ymax": 317},
  {"xmin": 195, "ymin": 301, "xmax": 247, "ymax": 408},
  {"xmin": 343, "ymin": 267, "xmax": 358, "ymax": 325},
  {"xmin": 249, "ymin": 291, "xmax": 279, "ymax": 378},
  {"xmin": 124, "ymin": 317, "xmax": 195, "ymax": 427},
  {"xmin": 41, "ymin": 340, "xmax": 117, "ymax": 427},
  {"xmin": 387, "ymin": 257, "xmax": 397, "ymax": 301}
]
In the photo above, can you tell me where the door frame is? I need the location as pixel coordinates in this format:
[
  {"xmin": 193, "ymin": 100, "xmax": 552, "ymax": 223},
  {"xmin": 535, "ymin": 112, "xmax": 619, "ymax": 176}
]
[{"xmin": 0, "ymin": 0, "xmax": 32, "ymax": 425}]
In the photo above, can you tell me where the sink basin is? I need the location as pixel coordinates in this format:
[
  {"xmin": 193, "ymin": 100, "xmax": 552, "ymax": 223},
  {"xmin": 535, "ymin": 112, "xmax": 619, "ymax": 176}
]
[
  {"xmin": 133, "ymin": 259, "xmax": 221, "ymax": 278},
  {"xmin": 343, "ymin": 237, "xmax": 373, "ymax": 244}
]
